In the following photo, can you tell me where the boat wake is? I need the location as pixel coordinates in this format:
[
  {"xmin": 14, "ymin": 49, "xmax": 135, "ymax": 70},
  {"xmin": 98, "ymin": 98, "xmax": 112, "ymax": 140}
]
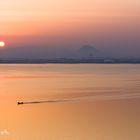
[{"xmin": 17, "ymin": 93, "xmax": 140, "ymax": 105}]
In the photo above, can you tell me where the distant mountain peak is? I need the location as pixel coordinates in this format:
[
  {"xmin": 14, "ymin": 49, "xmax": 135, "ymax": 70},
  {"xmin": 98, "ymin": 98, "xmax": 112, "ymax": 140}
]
[
  {"xmin": 76, "ymin": 45, "xmax": 100, "ymax": 58},
  {"xmin": 79, "ymin": 45, "xmax": 99, "ymax": 53}
]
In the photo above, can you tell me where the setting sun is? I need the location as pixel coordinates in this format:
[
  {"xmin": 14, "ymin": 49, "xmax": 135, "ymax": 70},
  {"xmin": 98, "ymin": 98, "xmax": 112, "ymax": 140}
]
[{"xmin": 0, "ymin": 41, "xmax": 5, "ymax": 48}]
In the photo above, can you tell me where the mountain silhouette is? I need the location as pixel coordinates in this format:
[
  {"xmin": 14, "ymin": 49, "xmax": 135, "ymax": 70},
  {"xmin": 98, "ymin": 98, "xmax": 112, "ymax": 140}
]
[{"xmin": 77, "ymin": 45, "xmax": 100, "ymax": 58}]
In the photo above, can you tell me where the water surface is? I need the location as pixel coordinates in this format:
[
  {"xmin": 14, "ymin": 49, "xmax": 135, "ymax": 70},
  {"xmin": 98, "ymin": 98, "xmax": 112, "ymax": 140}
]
[{"xmin": 0, "ymin": 64, "xmax": 140, "ymax": 140}]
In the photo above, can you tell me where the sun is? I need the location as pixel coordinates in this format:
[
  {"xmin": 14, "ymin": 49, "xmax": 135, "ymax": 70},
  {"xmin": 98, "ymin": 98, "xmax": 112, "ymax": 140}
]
[{"xmin": 0, "ymin": 41, "xmax": 5, "ymax": 48}]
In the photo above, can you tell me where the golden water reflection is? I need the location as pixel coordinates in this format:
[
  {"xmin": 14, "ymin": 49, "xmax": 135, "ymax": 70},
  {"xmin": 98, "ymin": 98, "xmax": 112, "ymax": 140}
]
[{"xmin": 0, "ymin": 64, "xmax": 140, "ymax": 140}]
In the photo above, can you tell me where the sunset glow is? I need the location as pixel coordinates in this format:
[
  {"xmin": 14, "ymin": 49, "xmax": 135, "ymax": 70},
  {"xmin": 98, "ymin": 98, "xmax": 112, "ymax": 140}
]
[
  {"xmin": 0, "ymin": 41, "xmax": 5, "ymax": 47},
  {"xmin": 0, "ymin": 0, "xmax": 140, "ymax": 140},
  {"xmin": 0, "ymin": 0, "xmax": 140, "ymax": 36},
  {"xmin": 0, "ymin": 0, "xmax": 140, "ymax": 57}
]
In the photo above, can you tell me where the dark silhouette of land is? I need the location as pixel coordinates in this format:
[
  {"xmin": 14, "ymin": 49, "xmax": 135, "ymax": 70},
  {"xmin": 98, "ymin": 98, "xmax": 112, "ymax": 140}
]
[{"xmin": 0, "ymin": 58, "xmax": 140, "ymax": 64}]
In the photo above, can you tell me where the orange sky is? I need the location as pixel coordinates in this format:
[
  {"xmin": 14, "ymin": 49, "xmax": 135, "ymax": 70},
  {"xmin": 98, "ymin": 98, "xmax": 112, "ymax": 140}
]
[
  {"xmin": 0, "ymin": 0, "xmax": 140, "ymax": 57},
  {"xmin": 0, "ymin": 0, "xmax": 140, "ymax": 36}
]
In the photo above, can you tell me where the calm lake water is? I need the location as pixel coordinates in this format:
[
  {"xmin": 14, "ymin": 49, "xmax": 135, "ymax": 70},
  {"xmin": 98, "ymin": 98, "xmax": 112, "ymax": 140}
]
[{"xmin": 0, "ymin": 64, "xmax": 140, "ymax": 140}]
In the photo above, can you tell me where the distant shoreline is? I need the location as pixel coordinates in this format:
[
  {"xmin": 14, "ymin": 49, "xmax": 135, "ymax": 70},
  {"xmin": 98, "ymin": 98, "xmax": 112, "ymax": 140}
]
[
  {"xmin": 0, "ymin": 58, "xmax": 140, "ymax": 64},
  {"xmin": 0, "ymin": 63, "xmax": 139, "ymax": 64}
]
